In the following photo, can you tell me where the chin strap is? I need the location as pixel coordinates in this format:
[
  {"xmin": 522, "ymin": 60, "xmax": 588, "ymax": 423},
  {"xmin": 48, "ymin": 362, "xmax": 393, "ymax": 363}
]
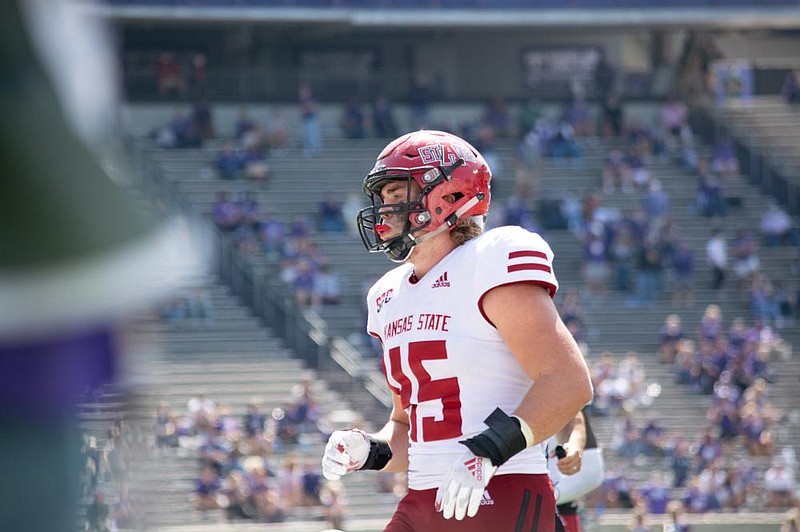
[{"xmin": 412, "ymin": 193, "xmax": 485, "ymax": 246}]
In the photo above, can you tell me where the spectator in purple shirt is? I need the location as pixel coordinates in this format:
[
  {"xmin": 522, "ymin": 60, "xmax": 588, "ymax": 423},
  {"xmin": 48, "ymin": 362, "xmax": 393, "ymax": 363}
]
[
  {"xmin": 636, "ymin": 473, "xmax": 672, "ymax": 514},
  {"xmin": 711, "ymin": 136, "xmax": 740, "ymax": 179},
  {"xmin": 671, "ymin": 240, "xmax": 695, "ymax": 308},
  {"xmin": 696, "ymin": 158, "xmax": 726, "ymax": 218},
  {"xmin": 216, "ymin": 142, "xmax": 241, "ymax": 180},
  {"xmin": 212, "ymin": 191, "xmax": 241, "ymax": 231},
  {"xmin": 258, "ymin": 212, "xmax": 285, "ymax": 257},
  {"xmin": 781, "ymin": 70, "xmax": 799, "ymax": 105},
  {"xmin": 195, "ymin": 466, "xmax": 222, "ymax": 511},
  {"xmin": 583, "ymin": 222, "xmax": 611, "ymax": 296}
]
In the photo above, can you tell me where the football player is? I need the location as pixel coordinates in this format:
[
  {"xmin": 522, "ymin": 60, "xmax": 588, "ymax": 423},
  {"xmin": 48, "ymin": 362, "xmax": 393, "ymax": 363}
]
[
  {"xmin": 547, "ymin": 408, "xmax": 605, "ymax": 532},
  {"xmin": 322, "ymin": 130, "xmax": 593, "ymax": 531}
]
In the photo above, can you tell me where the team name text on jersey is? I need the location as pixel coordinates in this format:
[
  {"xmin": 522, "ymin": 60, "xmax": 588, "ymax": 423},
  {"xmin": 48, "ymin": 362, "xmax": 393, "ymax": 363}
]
[{"xmin": 383, "ymin": 313, "xmax": 451, "ymax": 339}]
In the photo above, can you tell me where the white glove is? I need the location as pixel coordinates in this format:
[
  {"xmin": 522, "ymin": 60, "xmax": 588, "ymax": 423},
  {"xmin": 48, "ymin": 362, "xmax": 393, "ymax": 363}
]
[
  {"xmin": 321, "ymin": 429, "xmax": 370, "ymax": 481},
  {"xmin": 434, "ymin": 450, "xmax": 498, "ymax": 520}
]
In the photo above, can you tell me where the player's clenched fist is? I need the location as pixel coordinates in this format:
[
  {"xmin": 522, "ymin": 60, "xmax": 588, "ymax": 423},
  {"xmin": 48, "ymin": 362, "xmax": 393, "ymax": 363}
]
[{"xmin": 321, "ymin": 429, "xmax": 370, "ymax": 481}]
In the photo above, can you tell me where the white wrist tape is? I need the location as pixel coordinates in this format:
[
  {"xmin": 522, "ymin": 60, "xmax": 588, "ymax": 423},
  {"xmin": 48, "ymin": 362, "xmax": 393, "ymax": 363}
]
[{"xmin": 511, "ymin": 415, "xmax": 535, "ymax": 447}]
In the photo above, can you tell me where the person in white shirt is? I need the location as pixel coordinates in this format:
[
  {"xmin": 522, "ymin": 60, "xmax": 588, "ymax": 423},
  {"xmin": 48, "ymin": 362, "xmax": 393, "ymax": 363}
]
[
  {"xmin": 705, "ymin": 228, "xmax": 728, "ymax": 290},
  {"xmin": 321, "ymin": 130, "xmax": 592, "ymax": 531}
]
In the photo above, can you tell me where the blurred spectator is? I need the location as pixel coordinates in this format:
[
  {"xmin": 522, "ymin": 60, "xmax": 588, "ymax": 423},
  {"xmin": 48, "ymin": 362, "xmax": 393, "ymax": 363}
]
[
  {"xmin": 558, "ymin": 287, "xmax": 586, "ymax": 329},
  {"xmin": 696, "ymin": 158, "xmax": 727, "ymax": 218},
  {"xmin": 583, "ymin": 222, "xmax": 611, "ymax": 297},
  {"xmin": 705, "ymin": 228, "xmax": 728, "ymax": 290},
  {"xmin": 155, "ymin": 402, "xmax": 179, "ymax": 449},
  {"xmin": 113, "ymin": 483, "xmax": 138, "ymax": 530},
  {"xmin": 266, "ymin": 109, "xmax": 290, "ymax": 152},
  {"xmin": 660, "ymin": 93, "xmax": 689, "ymax": 153},
  {"xmin": 188, "ymin": 393, "xmax": 217, "ymax": 433},
  {"xmin": 313, "ymin": 262, "xmax": 342, "ymax": 307},
  {"xmin": 239, "ymin": 145, "xmax": 270, "ymax": 184},
  {"xmin": 711, "ymin": 136, "xmax": 740, "ymax": 179},
  {"xmin": 243, "ymin": 398, "xmax": 267, "ymax": 440},
  {"xmin": 662, "ymin": 500, "xmax": 691, "ymax": 531},
  {"xmin": 85, "ymin": 491, "xmax": 111, "ymax": 532},
  {"xmin": 642, "ymin": 179, "xmax": 670, "ymax": 223},
  {"xmin": 731, "ymin": 227, "xmax": 761, "ymax": 288},
  {"xmin": 609, "ymin": 224, "xmax": 637, "ymax": 293},
  {"xmin": 720, "ymin": 463, "xmax": 751, "ymax": 510},
  {"xmin": 340, "ymin": 97, "xmax": 366, "ymax": 139},
  {"xmin": 636, "ymin": 472, "xmax": 672, "ymax": 514},
  {"xmin": 301, "ymin": 461, "xmax": 323, "ymax": 506},
  {"xmin": 761, "ymin": 200, "xmax": 799, "ymax": 247},
  {"xmin": 190, "ymin": 53, "xmax": 210, "ymax": 99},
  {"xmin": 599, "ymin": 93, "xmax": 624, "ymax": 138},
  {"xmin": 299, "ymin": 84, "xmax": 322, "ymax": 156},
  {"xmin": 671, "ymin": 240, "xmax": 695, "ymax": 307},
  {"xmin": 679, "ymin": 126, "xmax": 701, "ymax": 171},
  {"xmin": 278, "ymin": 458, "xmax": 303, "ymax": 511},
  {"xmin": 212, "ymin": 191, "xmax": 241, "ymax": 231},
  {"xmin": 695, "ymin": 426, "xmax": 723, "ymax": 471},
  {"xmin": 156, "ymin": 52, "xmax": 186, "ymax": 99},
  {"xmin": 602, "ymin": 148, "xmax": 630, "ymax": 195},
  {"xmin": 593, "ymin": 53, "xmax": 617, "ymax": 100},
  {"xmin": 257, "ymin": 211, "xmax": 285, "ymax": 258},
  {"xmin": 292, "ymin": 259, "xmax": 317, "ymax": 307},
  {"xmin": 623, "ymin": 145, "xmax": 651, "ymax": 192},
  {"xmin": 659, "ymin": 314, "xmax": 685, "ymax": 364},
  {"xmin": 670, "ymin": 439, "xmax": 693, "ymax": 488},
  {"xmin": 765, "ymin": 458, "xmax": 796, "ymax": 509},
  {"xmin": 372, "ymin": 96, "xmax": 398, "ymax": 138},
  {"xmin": 237, "ymin": 191, "xmax": 260, "ymax": 228},
  {"xmin": 235, "ymin": 108, "xmax": 257, "ymax": 140},
  {"xmin": 190, "ymin": 99, "xmax": 215, "ymax": 145},
  {"xmin": 561, "ymin": 95, "xmax": 594, "ymax": 137},
  {"xmin": 549, "ymin": 121, "xmax": 582, "ymax": 160},
  {"xmin": 223, "ymin": 470, "xmax": 254, "ymax": 521},
  {"xmin": 318, "ymin": 192, "xmax": 346, "ymax": 233},
  {"xmin": 321, "ymin": 482, "xmax": 349, "ymax": 530},
  {"xmin": 156, "ymin": 108, "xmax": 193, "ymax": 149},
  {"xmin": 195, "ymin": 466, "xmax": 223, "ymax": 512},
  {"xmin": 241, "ymin": 123, "xmax": 268, "ymax": 159},
  {"xmin": 632, "ymin": 241, "xmax": 663, "ymax": 308},
  {"xmin": 749, "ymin": 273, "xmax": 781, "ymax": 329},
  {"xmin": 782, "ymin": 71, "xmax": 800, "ymax": 105},
  {"xmin": 216, "ymin": 142, "xmax": 241, "ymax": 180}
]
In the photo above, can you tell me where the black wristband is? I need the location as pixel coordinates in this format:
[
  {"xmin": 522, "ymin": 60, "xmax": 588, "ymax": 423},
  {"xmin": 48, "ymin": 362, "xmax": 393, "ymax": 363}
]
[
  {"xmin": 459, "ymin": 408, "xmax": 528, "ymax": 467},
  {"xmin": 360, "ymin": 437, "xmax": 393, "ymax": 471}
]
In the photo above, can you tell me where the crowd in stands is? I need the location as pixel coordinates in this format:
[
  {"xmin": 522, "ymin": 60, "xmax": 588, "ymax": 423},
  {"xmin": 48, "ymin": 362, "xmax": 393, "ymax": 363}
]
[
  {"xmin": 561, "ymin": 295, "xmax": 798, "ymax": 519},
  {"xmin": 211, "ymin": 190, "xmax": 345, "ymax": 309},
  {"xmin": 136, "ymin": 42, "xmax": 800, "ymax": 528},
  {"xmin": 155, "ymin": 377, "xmax": 359, "ymax": 528}
]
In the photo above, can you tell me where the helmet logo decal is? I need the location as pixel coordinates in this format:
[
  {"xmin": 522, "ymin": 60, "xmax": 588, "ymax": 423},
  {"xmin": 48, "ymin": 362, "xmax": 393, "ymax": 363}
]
[{"xmin": 418, "ymin": 143, "xmax": 477, "ymax": 166}]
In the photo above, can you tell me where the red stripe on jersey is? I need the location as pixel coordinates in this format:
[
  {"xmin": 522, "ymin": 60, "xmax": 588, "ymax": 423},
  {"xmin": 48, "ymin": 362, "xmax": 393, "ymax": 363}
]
[
  {"xmin": 508, "ymin": 263, "xmax": 552, "ymax": 274},
  {"xmin": 508, "ymin": 250, "xmax": 548, "ymax": 260}
]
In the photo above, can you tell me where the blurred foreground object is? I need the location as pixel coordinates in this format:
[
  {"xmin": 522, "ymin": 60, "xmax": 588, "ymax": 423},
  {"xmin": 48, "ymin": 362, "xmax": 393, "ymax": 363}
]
[{"xmin": 0, "ymin": 1, "xmax": 197, "ymax": 530}]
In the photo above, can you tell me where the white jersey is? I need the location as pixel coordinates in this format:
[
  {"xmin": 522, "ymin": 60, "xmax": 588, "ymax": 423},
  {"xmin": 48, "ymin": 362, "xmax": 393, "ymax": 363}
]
[{"xmin": 366, "ymin": 225, "xmax": 559, "ymax": 490}]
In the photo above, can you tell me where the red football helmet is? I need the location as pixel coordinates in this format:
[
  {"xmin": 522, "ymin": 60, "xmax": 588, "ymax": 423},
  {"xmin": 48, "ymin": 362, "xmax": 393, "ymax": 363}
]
[{"xmin": 356, "ymin": 130, "xmax": 492, "ymax": 262}]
